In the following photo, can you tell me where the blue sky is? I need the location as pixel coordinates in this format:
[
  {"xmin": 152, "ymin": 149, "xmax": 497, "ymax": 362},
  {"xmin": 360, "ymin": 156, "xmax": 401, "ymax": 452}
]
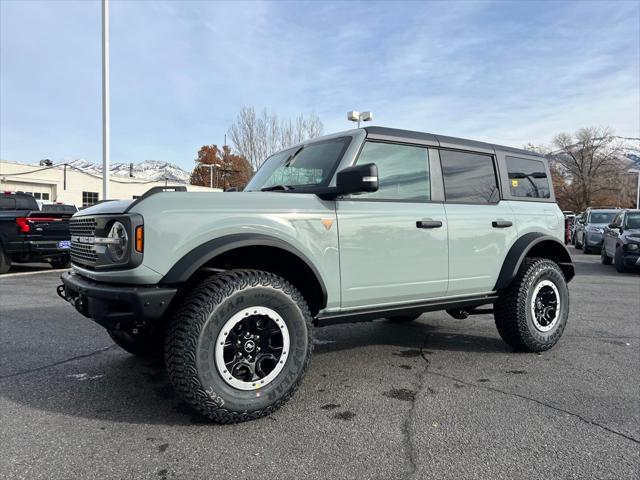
[{"xmin": 1, "ymin": 0, "xmax": 639, "ymax": 170}]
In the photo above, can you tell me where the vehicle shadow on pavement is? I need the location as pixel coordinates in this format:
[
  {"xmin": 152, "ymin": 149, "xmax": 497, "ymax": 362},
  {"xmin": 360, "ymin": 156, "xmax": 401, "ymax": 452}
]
[
  {"xmin": 0, "ymin": 318, "xmax": 509, "ymax": 426},
  {"xmin": 316, "ymin": 319, "xmax": 511, "ymax": 356}
]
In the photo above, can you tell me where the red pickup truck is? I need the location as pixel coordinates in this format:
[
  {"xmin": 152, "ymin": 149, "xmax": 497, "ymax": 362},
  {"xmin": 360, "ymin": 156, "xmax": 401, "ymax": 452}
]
[{"xmin": 0, "ymin": 192, "xmax": 75, "ymax": 273}]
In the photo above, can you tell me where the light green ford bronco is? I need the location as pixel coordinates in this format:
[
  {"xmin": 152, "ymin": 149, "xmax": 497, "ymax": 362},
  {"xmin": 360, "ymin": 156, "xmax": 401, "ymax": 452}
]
[{"xmin": 59, "ymin": 127, "xmax": 575, "ymax": 423}]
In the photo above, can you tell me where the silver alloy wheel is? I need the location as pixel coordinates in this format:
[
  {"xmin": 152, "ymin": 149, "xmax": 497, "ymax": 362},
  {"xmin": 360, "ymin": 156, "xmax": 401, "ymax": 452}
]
[
  {"xmin": 530, "ymin": 279, "xmax": 560, "ymax": 332},
  {"xmin": 215, "ymin": 306, "xmax": 290, "ymax": 391}
]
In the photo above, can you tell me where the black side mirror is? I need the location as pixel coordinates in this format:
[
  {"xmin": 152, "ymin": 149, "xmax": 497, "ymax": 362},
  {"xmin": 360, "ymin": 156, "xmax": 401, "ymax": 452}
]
[
  {"xmin": 608, "ymin": 223, "xmax": 617, "ymax": 229},
  {"xmin": 335, "ymin": 163, "xmax": 379, "ymax": 196}
]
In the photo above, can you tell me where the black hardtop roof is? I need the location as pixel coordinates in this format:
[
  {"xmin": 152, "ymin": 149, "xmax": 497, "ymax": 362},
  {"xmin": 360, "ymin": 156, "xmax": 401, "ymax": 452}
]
[{"xmin": 364, "ymin": 126, "xmax": 542, "ymax": 158}]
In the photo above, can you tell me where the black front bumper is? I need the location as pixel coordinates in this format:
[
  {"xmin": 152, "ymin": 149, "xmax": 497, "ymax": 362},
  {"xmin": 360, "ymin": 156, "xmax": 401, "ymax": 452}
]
[{"xmin": 59, "ymin": 271, "xmax": 177, "ymax": 329}]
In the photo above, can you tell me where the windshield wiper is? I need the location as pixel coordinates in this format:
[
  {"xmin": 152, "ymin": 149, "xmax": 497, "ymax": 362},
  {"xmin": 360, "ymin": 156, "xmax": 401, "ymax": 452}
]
[{"xmin": 260, "ymin": 185, "xmax": 295, "ymax": 192}]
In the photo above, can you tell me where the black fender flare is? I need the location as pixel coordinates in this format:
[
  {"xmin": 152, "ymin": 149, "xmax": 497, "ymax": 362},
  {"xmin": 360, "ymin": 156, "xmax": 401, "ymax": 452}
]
[
  {"xmin": 494, "ymin": 233, "xmax": 575, "ymax": 290},
  {"xmin": 160, "ymin": 233, "xmax": 328, "ymax": 306}
]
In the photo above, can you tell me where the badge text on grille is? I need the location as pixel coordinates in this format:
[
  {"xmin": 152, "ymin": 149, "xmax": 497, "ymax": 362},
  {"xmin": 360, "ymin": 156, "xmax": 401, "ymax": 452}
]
[{"xmin": 71, "ymin": 235, "xmax": 95, "ymax": 244}]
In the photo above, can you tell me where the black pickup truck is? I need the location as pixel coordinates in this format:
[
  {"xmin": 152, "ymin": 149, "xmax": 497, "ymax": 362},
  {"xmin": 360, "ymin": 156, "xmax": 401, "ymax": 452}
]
[{"xmin": 0, "ymin": 192, "xmax": 75, "ymax": 273}]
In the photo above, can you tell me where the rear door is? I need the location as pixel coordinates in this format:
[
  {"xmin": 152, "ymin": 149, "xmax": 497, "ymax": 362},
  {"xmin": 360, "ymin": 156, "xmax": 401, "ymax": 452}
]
[
  {"xmin": 439, "ymin": 149, "xmax": 517, "ymax": 296},
  {"xmin": 336, "ymin": 141, "xmax": 448, "ymax": 309}
]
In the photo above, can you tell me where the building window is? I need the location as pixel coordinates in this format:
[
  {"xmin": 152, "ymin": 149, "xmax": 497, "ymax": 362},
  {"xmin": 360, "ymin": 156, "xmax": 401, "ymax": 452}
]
[
  {"xmin": 33, "ymin": 192, "xmax": 42, "ymax": 199},
  {"xmin": 132, "ymin": 195, "xmax": 140, "ymax": 199},
  {"xmin": 506, "ymin": 156, "xmax": 550, "ymax": 199},
  {"xmin": 440, "ymin": 150, "xmax": 499, "ymax": 203},
  {"xmin": 82, "ymin": 191, "xmax": 99, "ymax": 207},
  {"xmin": 42, "ymin": 193, "xmax": 50, "ymax": 200}
]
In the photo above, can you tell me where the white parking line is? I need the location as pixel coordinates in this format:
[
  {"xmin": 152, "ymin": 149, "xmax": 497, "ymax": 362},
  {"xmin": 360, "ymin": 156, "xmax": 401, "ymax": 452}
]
[{"xmin": 0, "ymin": 268, "xmax": 68, "ymax": 278}]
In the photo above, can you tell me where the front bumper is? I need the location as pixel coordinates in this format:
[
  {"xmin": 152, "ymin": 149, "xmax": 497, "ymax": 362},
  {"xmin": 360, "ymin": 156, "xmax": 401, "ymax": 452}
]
[
  {"xmin": 585, "ymin": 232, "xmax": 604, "ymax": 248},
  {"xmin": 58, "ymin": 271, "xmax": 177, "ymax": 329}
]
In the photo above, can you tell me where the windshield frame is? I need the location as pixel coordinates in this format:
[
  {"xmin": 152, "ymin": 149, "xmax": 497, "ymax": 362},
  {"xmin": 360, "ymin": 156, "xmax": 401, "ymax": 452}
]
[{"xmin": 244, "ymin": 136, "xmax": 353, "ymax": 193}]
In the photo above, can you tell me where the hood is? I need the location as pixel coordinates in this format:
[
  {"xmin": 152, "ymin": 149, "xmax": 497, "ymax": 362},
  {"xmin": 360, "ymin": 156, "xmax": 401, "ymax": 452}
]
[
  {"xmin": 74, "ymin": 191, "xmax": 330, "ymax": 217},
  {"xmin": 74, "ymin": 199, "xmax": 134, "ymax": 216}
]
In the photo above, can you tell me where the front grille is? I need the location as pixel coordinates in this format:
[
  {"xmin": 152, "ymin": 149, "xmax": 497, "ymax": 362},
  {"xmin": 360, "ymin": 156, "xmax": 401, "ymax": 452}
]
[
  {"xmin": 70, "ymin": 217, "xmax": 98, "ymax": 266},
  {"xmin": 69, "ymin": 217, "xmax": 97, "ymax": 237}
]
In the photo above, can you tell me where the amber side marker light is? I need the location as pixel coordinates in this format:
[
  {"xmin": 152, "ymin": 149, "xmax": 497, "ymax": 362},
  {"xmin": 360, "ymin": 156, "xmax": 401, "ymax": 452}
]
[{"xmin": 135, "ymin": 226, "xmax": 144, "ymax": 252}]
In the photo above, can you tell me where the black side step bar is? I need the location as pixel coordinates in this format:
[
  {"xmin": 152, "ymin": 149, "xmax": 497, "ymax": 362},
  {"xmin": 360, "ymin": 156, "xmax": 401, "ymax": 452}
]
[{"xmin": 315, "ymin": 295, "xmax": 498, "ymax": 327}]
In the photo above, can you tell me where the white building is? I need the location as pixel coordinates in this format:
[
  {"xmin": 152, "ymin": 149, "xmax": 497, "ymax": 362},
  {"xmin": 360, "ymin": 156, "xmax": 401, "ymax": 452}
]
[{"xmin": 0, "ymin": 160, "xmax": 220, "ymax": 207}]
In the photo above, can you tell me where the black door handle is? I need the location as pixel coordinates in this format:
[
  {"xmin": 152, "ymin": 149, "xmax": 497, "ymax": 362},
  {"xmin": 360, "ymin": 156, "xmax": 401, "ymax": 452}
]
[
  {"xmin": 492, "ymin": 220, "xmax": 513, "ymax": 228},
  {"xmin": 416, "ymin": 220, "xmax": 443, "ymax": 229}
]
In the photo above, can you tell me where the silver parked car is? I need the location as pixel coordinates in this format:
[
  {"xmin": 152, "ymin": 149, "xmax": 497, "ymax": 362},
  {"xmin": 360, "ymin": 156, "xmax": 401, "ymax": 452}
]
[{"xmin": 574, "ymin": 208, "xmax": 620, "ymax": 253}]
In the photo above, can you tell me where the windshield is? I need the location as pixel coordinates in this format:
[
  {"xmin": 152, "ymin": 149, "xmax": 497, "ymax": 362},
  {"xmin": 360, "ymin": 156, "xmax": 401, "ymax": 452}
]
[
  {"xmin": 625, "ymin": 212, "xmax": 640, "ymax": 229},
  {"xmin": 588, "ymin": 212, "xmax": 616, "ymax": 224},
  {"xmin": 244, "ymin": 137, "xmax": 351, "ymax": 191}
]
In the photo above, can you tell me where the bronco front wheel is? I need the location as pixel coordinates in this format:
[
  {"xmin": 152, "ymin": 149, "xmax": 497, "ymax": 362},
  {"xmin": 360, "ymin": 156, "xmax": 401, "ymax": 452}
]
[
  {"xmin": 165, "ymin": 269, "xmax": 313, "ymax": 423},
  {"xmin": 494, "ymin": 258, "xmax": 569, "ymax": 352}
]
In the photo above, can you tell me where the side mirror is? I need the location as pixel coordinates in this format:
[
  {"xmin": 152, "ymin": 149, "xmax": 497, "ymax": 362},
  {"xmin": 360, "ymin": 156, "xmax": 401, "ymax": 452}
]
[
  {"xmin": 608, "ymin": 223, "xmax": 617, "ymax": 229},
  {"xmin": 335, "ymin": 163, "xmax": 379, "ymax": 196},
  {"xmin": 578, "ymin": 219, "xmax": 585, "ymax": 224},
  {"xmin": 225, "ymin": 187, "xmax": 238, "ymax": 192}
]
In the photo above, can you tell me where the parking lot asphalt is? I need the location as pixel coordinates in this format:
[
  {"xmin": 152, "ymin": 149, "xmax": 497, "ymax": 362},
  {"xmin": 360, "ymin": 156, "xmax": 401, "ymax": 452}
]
[{"xmin": 0, "ymin": 248, "xmax": 638, "ymax": 480}]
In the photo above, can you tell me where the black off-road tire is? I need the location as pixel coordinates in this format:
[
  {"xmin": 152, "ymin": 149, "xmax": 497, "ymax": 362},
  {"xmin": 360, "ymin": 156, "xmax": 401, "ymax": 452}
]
[
  {"xmin": 0, "ymin": 247, "xmax": 11, "ymax": 274},
  {"xmin": 387, "ymin": 314, "xmax": 422, "ymax": 323},
  {"xmin": 494, "ymin": 258, "xmax": 569, "ymax": 352},
  {"xmin": 108, "ymin": 329, "xmax": 164, "ymax": 357},
  {"xmin": 49, "ymin": 255, "xmax": 71, "ymax": 269},
  {"xmin": 601, "ymin": 248, "xmax": 612, "ymax": 265},
  {"xmin": 165, "ymin": 269, "xmax": 313, "ymax": 424},
  {"xmin": 614, "ymin": 247, "xmax": 627, "ymax": 273}
]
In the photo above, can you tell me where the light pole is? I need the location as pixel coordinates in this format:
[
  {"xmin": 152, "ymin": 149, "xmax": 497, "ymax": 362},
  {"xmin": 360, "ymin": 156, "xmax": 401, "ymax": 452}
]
[
  {"xmin": 102, "ymin": 0, "xmax": 110, "ymax": 200},
  {"xmin": 347, "ymin": 111, "xmax": 373, "ymax": 128},
  {"xmin": 629, "ymin": 169, "xmax": 640, "ymax": 209},
  {"xmin": 202, "ymin": 164, "xmax": 221, "ymax": 188}
]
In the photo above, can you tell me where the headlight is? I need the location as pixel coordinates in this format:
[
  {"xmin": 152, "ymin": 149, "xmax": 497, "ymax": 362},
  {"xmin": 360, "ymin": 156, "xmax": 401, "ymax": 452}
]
[
  {"xmin": 105, "ymin": 221, "xmax": 129, "ymax": 262},
  {"xmin": 627, "ymin": 243, "xmax": 639, "ymax": 251}
]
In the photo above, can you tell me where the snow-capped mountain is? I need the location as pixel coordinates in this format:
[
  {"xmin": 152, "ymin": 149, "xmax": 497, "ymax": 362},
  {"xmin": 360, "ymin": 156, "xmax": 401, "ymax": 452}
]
[{"xmin": 66, "ymin": 159, "xmax": 191, "ymax": 183}]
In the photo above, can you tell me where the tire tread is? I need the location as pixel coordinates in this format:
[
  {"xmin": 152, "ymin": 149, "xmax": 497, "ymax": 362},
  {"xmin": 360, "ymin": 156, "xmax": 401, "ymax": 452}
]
[
  {"xmin": 494, "ymin": 258, "xmax": 568, "ymax": 352},
  {"xmin": 165, "ymin": 269, "xmax": 313, "ymax": 424}
]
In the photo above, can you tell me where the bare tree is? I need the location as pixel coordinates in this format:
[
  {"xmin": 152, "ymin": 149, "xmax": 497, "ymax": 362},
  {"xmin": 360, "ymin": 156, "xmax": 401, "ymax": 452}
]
[
  {"xmin": 549, "ymin": 127, "xmax": 629, "ymax": 211},
  {"xmin": 228, "ymin": 107, "xmax": 324, "ymax": 170}
]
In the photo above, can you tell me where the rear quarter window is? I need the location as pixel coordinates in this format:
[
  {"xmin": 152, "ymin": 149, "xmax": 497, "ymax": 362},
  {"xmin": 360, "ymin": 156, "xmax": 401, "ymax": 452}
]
[{"xmin": 506, "ymin": 156, "xmax": 550, "ymax": 199}]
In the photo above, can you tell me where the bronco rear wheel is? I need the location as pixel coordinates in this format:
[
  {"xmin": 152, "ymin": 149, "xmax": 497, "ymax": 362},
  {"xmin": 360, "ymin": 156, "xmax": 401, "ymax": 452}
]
[
  {"xmin": 165, "ymin": 269, "xmax": 313, "ymax": 423},
  {"xmin": 494, "ymin": 258, "xmax": 569, "ymax": 352}
]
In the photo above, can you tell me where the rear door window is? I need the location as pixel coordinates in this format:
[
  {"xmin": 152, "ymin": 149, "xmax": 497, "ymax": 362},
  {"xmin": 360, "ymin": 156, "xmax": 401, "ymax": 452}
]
[
  {"xmin": 440, "ymin": 151, "xmax": 499, "ymax": 203},
  {"xmin": 506, "ymin": 156, "xmax": 550, "ymax": 199}
]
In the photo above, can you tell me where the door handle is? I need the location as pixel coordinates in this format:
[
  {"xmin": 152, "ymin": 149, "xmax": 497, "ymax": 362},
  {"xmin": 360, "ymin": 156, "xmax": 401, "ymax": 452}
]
[
  {"xmin": 416, "ymin": 219, "xmax": 443, "ymax": 229},
  {"xmin": 492, "ymin": 220, "xmax": 513, "ymax": 228}
]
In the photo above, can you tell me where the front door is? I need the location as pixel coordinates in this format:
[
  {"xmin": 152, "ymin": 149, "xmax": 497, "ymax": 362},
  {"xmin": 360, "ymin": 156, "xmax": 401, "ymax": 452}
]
[{"xmin": 337, "ymin": 141, "xmax": 448, "ymax": 309}]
